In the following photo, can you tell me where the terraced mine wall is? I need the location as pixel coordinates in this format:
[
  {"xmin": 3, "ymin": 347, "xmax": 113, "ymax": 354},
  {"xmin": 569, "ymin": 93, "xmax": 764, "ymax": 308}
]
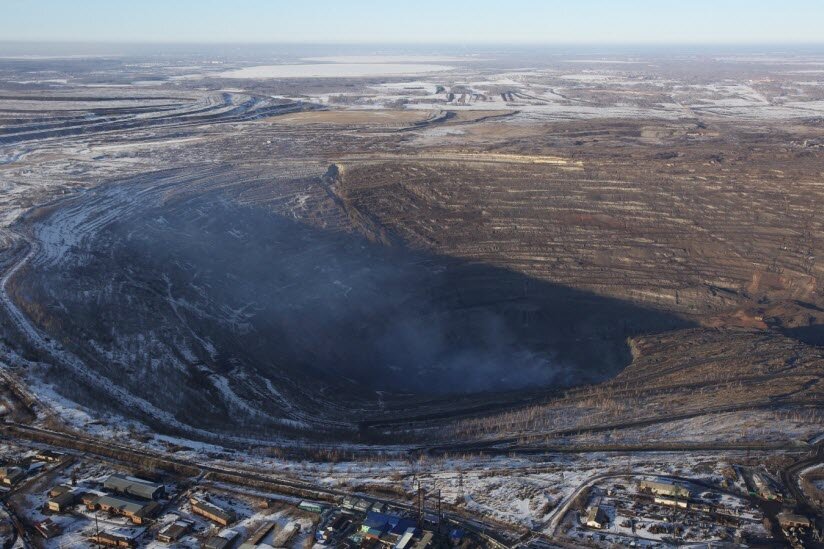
[{"xmin": 7, "ymin": 165, "xmax": 690, "ymax": 438}]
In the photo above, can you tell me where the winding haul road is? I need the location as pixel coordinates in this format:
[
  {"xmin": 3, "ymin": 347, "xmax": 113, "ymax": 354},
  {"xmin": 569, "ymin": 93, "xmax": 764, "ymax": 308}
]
[{"xmin": 0, "ymin": 232, "xmax": 36, "ymax": 340}]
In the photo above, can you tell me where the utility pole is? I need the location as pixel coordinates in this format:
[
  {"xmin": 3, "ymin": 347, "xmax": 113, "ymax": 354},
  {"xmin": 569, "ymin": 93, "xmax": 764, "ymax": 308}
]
[
  {"xmin": 417, "ymin": 480, "xmax": 423, "ymax": 528},
  {"xmin": 437, "ymin": 489, "xmax": 442, "ymax": 534}
]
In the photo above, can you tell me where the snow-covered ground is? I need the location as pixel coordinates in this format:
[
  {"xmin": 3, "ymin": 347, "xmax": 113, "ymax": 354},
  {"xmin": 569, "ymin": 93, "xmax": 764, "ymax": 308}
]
[
  {"xmin": 216, "ymin": 450, "xmax": 774, "ymax": 534},
  {"xmin": 565, "ymin": 409, "xmax": 824, "ymax": 445}
]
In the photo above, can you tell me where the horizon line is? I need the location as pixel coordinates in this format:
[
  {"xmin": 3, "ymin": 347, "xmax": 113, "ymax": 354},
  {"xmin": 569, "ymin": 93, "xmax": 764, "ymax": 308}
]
[{"xmin": 2, "ymin": 39, "xmax": 824, "ymax": 47}]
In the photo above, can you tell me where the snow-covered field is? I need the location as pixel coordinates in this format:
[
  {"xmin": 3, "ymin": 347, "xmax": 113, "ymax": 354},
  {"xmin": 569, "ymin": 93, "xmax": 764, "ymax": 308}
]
[
  {"xmin": 232, "ymin": 450, "xmax": 774, "ymax": 534},
  {"xmin": 566, "ymin": 409, "xmax": 824, "ymax": 445}
]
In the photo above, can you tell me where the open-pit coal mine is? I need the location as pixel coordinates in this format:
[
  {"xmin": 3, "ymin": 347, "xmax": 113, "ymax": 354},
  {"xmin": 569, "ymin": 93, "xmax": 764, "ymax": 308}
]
[
  {"xmin": 8, "ymin": 3, "xmax": 824, "ymax": 543},
  {"xmin": 9, "ymin": 163, "xmax": 690, "ymax": 439},
  {"xmin": 1, "ymin": 45, "xmax": 822, "ymax": 452}
]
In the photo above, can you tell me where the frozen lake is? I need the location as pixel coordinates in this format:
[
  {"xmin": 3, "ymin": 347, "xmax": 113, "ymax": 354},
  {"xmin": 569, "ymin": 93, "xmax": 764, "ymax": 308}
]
[
  {"xmin": 218, "ymin": 63, "xmax": 453, "ymax": 78},
  {"xmin": 301, "ymin": 55, "xmax": 472, "ymax": 63}
]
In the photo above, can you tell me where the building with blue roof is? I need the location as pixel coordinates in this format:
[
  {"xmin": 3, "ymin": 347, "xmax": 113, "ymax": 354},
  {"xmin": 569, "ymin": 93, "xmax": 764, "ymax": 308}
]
[{"xmin": 360, "ymin": 512, "xmax": 417, "ymax": 538}]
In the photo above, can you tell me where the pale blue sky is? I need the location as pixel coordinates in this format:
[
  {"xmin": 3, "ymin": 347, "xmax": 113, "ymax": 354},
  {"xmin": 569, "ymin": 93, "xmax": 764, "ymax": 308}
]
[{"xmin": 2, "ymin": 0, "xmax": 823, "ymax": 44}]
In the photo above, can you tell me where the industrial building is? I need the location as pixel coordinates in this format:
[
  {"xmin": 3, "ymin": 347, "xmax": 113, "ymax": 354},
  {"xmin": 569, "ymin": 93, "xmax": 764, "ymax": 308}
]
[
  {"xmin": 361, "ymin": 511, "xmax": 417, "ymax": 540},
  {"xmin": 33, "ymin": 519, "xmax": 61, "ymax": 539},
  {"xmin": 298, "ymin": 500, "xmax": 325, "ymax": 513},
  {"xmin": 80, "ymin": 491, "xmax": 103, "ymax": 507},
  {"xmin": 48, "ymin": 485, "xmax": 72, "ymax": 498},
  {"xmin": 103, "ymin": 474, "xmax": 165, "ymax": 500},
  {"xmin": 654, "ymin": 495, "xmax": 689, "ymax": 508},
  {"xmin": 354, "ymin": 498, "xmax": 373, "ymax": 513},
  {"xmin": 777, "ymin": 512, "xmax": 812, "ymax": 530},
  {"xmin": 239, "ymin": 521, "xmax": 276, "ymax": 548},
  {"xmin": 585, "ymin": 505, "xmax": 609, "ymax": 529},
  {"xmin": 89, "ymin": 532, "xmax": 137, "ymax": 548},
  {"xmin": 0, "ymin": 466, "xmax": 25, "ymax": 486},
  {"xmin": 639, "ymin": 479, "xmax": 691, "ymax": 500},
  {"xmin": 413, "ymin": 531, "xmax": 434, "ymax": 548},
  {"xmin": 34, "ymin": 450, "xmax": 65, "ymax": 463},
  {"xmin": 46, "ymin": 491, "xmax": 76, "ymax": 512},
  {"xmin": 157, "ymin": 519, "xmax": 194, "ymax": 543},
  {"xmin": 190, "ymin": 496, "xmax": 236, "ymax": 526},
  {"xmin": 752, "ymin": 473, "xmax": 780, "ymax": 501},
  {"xmin": 316, "ymin": 513, "xmax": 352, "ymax": 544},
  {"xmin": 88, "ymin": 494, "xmax": 161, "ymax": 524},
  {"xmin": 395, "ymin": 527, "xmax": 419, "ymax": 549},
  {"xmin": 204, "ymin": 529, "xmax": 239, "ymax": 549}
]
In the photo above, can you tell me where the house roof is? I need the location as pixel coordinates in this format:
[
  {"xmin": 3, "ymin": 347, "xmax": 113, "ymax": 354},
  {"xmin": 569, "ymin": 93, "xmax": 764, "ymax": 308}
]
[
  {"xmin": 587, "ymin": 506, "xmax": 608, "ymax": 524},
  {"xmin": 49, "ymin": 491, "xmax": 76, "ymax": 506},
  {"xmin": 363, "ymin": 511, "xmax": 398, "ymax": 530},
  {"xmin": 103, "ymin": 474, "xmax": 163, "ymax": 500},
  {"xmin": 640, "ymin": 479, "xmax": 690, "ymax": 497},
  {"xmin": 191, "ymin": 498, "xmax": 235, "ymax": 521},
  {"xmin": 0, "ymin": 466, "xmax": 24, "ymax": 477},
  {"xmin": 159, "ymin": 519, "xmax": 193, "ymax": 536},
  {"xmin": 49, "ymin": 485, "xmax": 72, "ymax": 497},
  {"xmin": 94, "ymin": 494, "xmax": 152, "ymax": 515},
  {"xmin": 390, "ymin": 518, "xmax": 417, "ymax": 535}
]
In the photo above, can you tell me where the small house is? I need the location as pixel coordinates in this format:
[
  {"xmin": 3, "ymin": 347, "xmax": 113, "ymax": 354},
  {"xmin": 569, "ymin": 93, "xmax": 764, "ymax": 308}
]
[
  {"xmin": 190, "ymin": 496, "xmax": 236, "ymax": 526},
  {"xmin": 157, "ymin": 519, "xmax": 194, "ymax": 543},
  {"xmin": 586, "ymin": 506, "xmax": 609, "ymax": 529},
  {"xmin": 239, "ymin": 521, "xmax": 276, "ymax": 548},
  {"xmin": 48, "ymin": 484, "xmax": 72, "ymax": 498},
  {"xmin": 654, "ymin": 495, "xmax": 688, "ymax": 508},
  {"xmin": 0, "ymin": 466, "xmax": 25, "ymax": 486},
  {"xmin": 204, "ymin": 529, "xmax": 239, "ymax": 549},
  {"xmin": 89, "ymin": 532, "xmax": 137, "ymax": 548},
  {"xmin": 777, "ymin": 512, "xmax": 812, "ymax": 530},
  {"xmin": 34, "ymin": 519, "xmax": 62, "ymax": 539},
  {"xmin": 34, "ymin": 450, "xmax": 65, "ymax": 463},
  {"xmin": 47, "ymin": 491, "xmax": 76, "ymax": 513}
]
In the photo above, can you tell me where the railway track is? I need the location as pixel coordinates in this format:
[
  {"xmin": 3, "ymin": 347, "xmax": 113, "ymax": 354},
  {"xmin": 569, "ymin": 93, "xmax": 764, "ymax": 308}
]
[
  {"xmin": 0, "ymin": 421, "xmax": 517, "ymax": 547},
  {"xmin": 5, "ymin": 419, "xmax": 809, "ymax": 548}
]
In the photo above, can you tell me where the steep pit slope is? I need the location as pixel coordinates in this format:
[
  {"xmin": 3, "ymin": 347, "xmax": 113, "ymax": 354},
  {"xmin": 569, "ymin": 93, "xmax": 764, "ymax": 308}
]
[{"xmin": 336, "ymin": 152, "xmax": 824, "ymax": 319}]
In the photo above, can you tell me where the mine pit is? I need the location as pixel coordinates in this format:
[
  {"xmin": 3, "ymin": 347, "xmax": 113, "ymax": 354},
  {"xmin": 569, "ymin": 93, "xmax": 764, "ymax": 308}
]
[
  {"xmin": 8, "ymin": 165, "xmax": 690, "ymax": 435},
  {"xmin": 2, "ymin": 48, "xmax": 822, "ymax": 448}
]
